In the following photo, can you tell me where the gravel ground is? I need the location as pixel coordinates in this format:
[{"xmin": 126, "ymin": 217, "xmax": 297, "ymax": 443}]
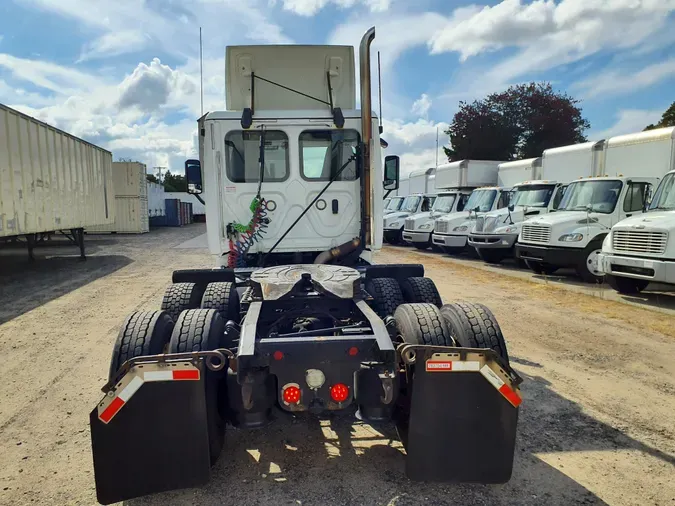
[{"xmin": 0, "ymin": 225, "xmax": 673, "ymax": 506}]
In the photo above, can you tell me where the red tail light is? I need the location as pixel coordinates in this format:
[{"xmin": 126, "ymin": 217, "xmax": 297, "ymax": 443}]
[
  {"xmin": 330, "ymin": 383, "xmax": 349, "ymax": 403},
  {"xmin": 282, "ymin": 385, "xmax": 301, "ymax": 404}
]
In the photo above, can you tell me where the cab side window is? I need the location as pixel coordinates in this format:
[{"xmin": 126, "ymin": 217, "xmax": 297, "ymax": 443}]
[
  {"xmin": 497, "ymin": 191, "xmax": 511, "ymax": 209},
  {"xmin": 421, "ymin": 198, "xmax": 431, "ymax": 212},
  {"xmin": 457, "ymin": 194, "xmax": 470, "ymax": 212},
  {"xmin": 623, "ymin": 183, "xmax": 651, "ymax": 213},
  {"xmin": 552, "ymin": 185, "xmax": 567, "ymax": 210}
]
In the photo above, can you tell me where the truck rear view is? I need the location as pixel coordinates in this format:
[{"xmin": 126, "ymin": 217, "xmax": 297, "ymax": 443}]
[{"xmin": 88, "ymin": 27, "xmax": 522, "ymax": 505}]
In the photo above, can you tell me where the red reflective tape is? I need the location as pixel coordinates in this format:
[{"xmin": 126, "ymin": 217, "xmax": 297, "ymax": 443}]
[
  {"xmin": 173, "ymin": 369, "xmax": 200, "ymax": 381},
  {"xmin": 99, "ymin": 396, "xmax": 125, "ymax": 423},
  {"xmin": 426, "ymin": 361, "xmax": 453, "ymax": 371},
  {"xmin": 499, "ymin": 384, "xmax": 522, "ymax": 408}
]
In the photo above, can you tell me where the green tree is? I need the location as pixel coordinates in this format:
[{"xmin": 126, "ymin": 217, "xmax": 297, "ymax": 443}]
[
  {"xmin": 644, "ymin": 102, "xmax": 675, "ymax": 131},
  {"xmin": 444, "ymin": 82, "xmax": 590, "ymax": 161},
  {"xmin": 146, "ymin": 174, "xmax": 159, "ymax": 184},
  {"xmin": 163, "ymin": 171, "xmax": 187, "ymax": 192}
]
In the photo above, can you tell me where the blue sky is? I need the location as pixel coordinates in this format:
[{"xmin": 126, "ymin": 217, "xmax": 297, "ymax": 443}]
[{"xmin": 1, "ymin": 0, "xmax": 674, "ymax": 177}]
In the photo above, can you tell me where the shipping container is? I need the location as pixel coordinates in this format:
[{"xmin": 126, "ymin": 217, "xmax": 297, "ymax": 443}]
[
  {"xmin": 164, "ymin": 192, "xmax": 206, "ymax": 215},
  {"xmin": 147, "ymin": 182, "xmax": 166, "ymax": 216},
  {"xmin": 112, "ymin": 161, "xmax": 147, "ymax": 198},
  {"xmin": 0, "ymin": 103, "xmax": 115, "ymax": 238},
  {"xmin": 165, "ymin": 199, "xmax": 182, "ymax": 227},
  {"xmin": 149, "ymin": 215, "xmax": 167, "ymax": 227},
  {"xmin": 87, "ymin": 197, "xmax": 149, "ymax": 234}
]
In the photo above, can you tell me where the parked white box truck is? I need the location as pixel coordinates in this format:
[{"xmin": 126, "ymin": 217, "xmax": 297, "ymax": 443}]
[
  {"xmin": 0, "ymin": 103, "xmax": 115, "ymax": 258},
  {"xmin": 382, "ymin": 192, "xmax": 436, "ymax": 244},
  {"xmin": 517, "ymin": 129, "xmax": 674, "ymax": 282},
  {"xmin": 596, "ymin": 128, "xmax": 675, "ymax": 292},
  {"xmin": 468, "ymin": 157, "xmax": 568, "ymax": 264},
  {"xmin": 402, "ymin": 160, "xmax": 501, "ymax": 249}
]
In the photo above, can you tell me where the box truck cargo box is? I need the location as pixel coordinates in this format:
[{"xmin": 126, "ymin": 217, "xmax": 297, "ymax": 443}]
[
  {"xmin": 0, "ymin": 104, "xmax": 115, "ymax": 239},
  {"xmin": 435, "ymin": 160, "xmax": 501, "ymax": 190}
]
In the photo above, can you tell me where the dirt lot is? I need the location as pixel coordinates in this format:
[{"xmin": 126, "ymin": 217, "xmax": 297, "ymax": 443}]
[{"xmin": 1, "ymin": 225, "xmax": 673, "ymax": 506}]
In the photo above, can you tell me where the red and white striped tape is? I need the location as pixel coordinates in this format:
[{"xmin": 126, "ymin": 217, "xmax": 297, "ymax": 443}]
[{"xmin": 99, "ymin": 367, "xmax": 200, "ymax": 424}]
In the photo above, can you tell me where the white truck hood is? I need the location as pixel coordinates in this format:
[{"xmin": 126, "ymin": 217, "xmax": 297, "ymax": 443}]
[
  {"xmin": 384, "ymin": 211, "xmax": 410, "ymax": 227},
  {"xmin": 436, "ymin": 210, "xmax": 470, "ymax": 224},
  {"xmin": 404, "ymin": 211, "xmax": 433, "ymax": 230},
  {"xmin": 612, "ymin": 210, "xmax": 675, "ymax": 232}
]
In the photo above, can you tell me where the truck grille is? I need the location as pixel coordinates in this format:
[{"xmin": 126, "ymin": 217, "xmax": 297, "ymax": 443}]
[
  {"xmin": 404, "ymin": 218, "xmax": 415, "ymax": 230},
  {"xmin": 612, "ymin": 230, "xmax": 668, "ymax": 255},
  {"xmin": 474, "ymin": 216, "xmax": 484, "ymax": 232},
  {"xmin": 521, "ymin": 224, "xmax": 551, "ymax": 244},
  {"xmin": 484, "ymin": 217, "xmax": 499, "ymax": 233},
  {"xmin": 435, "ymin": 221, "xmax": 449, "ymax": 234}
]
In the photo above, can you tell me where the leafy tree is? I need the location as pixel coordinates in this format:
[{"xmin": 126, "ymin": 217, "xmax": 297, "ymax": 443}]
[
  {"xmin": 146, "ymin": 174, "xmax": 159, "ymax": 184},
  {"xmin": 644, "ymin": 102, "xmax": 675, "ymax": 131},
  {"xmin": 163, "ymin": 171, "xmax": 187, "ymax": 192},
  {"xmin": 444, "ymin": 82, "xmax": 590, "ymax": 162}
]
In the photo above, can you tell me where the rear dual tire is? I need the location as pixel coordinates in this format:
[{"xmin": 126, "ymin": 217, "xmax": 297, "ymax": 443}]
[{"xmin": 367, "ymin": 277, "xmax": 443, "ymax": 319}]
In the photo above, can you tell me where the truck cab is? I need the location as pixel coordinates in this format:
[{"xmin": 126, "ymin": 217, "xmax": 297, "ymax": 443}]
[
  {"xmin": 402, "ymin": 189, "xmax": 471, "ymax": 249},
  {"xmin": 384, "ymin": 195, "xmax": 405, "ymax": 215},
  {"xmin": 598, "ymin": 169, "xmax": 675, "ymax": 293},
  {"xmin": 432, "ymin": 186, "xmax": 512, "ymax": 253},
  {"xmin": 382, "ymin": 193, "xmax": 436, "ymax": 244},
  {"xmin": 515, "ymin": 175, "xmax": 657, "ymax": 281},
  {"xmin": 469, "ymin": 179, "xmax": 566, "ymax": 264}
]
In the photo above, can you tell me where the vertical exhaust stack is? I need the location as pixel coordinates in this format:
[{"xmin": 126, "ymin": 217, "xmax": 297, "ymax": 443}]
[{"xmin": 360, "ymin": 27, "xmax": 375, "ymax": 246}]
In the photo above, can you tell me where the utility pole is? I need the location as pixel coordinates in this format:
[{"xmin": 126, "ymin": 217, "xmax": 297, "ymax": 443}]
[
  {"xmin": 154, "ymin": 166, "xmax": 167, "ymax": 183},
  {"xmin": 435, "ymin": 126, "xmax": 439, "ymax": 168}
]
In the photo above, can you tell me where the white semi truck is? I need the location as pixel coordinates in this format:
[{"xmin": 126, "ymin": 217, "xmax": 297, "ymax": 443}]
[
  {"xmin": 88, "ymin": 28, "xmax": 522, "ymax": 504},
  {"xmin": 402, "ymin": 160, "xmax": 500, "ymax": 250},
  {"xmin": 383, "ymin": 192, "xmax": 436, "ymax": 244},
  {"xmin": 597, "ymin": 129, "xmax": 675, "ymax": 292},
  {"xmin": 468, "ymin": 157, "xmax": 568, "ymax": 264},
  {"xmin": 515, "ymin": 132, "xmax": 673, "ymax": 281}
]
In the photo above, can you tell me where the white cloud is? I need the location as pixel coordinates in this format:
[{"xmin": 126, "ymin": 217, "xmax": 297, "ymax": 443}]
[
  {"xmin": 78, "ymin": 30, "xmax": 147, "ymax": 62},
  {"xmin": 279, "ymin": 0, "xmax": 391, "ymax": 16},
  {"xmin": 574, "ymin": 59, "xmax": 675, "ymax": 99},
  {"xmin": 411, "ymin": 94, "xmax": 432, "ymax": 118},
  {"xmin": 591, "ymin": 109, "xmax": 663, "ymax": 140},
  {"xmin": 383, "ymin": 118, "xmax": 449, "ymax": 176}
]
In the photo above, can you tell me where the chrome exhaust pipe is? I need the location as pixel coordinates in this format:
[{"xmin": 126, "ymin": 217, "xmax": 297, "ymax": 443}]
[{"xmin": 359, "ymin": 26, "xmax": 375, "ymax": 246}]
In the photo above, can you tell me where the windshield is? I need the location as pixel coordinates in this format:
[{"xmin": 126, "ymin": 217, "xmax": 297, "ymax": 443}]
[
  {"xmin": 511, "ymin": 184, "xmax": 556, "ymax": 208},
  {"xmin": 464, "ymin": 190, "xmax": 498, "ymax": 213},
  {"xmin": 558, "ymin": 180, "xmax": 623, "ymax": 214},
  {"xmin": 401, "ymin": 196, "xmax": 421, "ymax": 213},
  {"xmin": 385, "ymin": 197, "xmax": 404, "ymax": 211},
  {"xmin": 432, "ymin": 194, "xmax": 457, "ymax": 213},
  {"xmin": 649, "ymin": 172, "xmax": 675, "ymax": 210}
]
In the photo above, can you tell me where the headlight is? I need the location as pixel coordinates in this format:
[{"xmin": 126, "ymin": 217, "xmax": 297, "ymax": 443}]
[
  {"xmin": 559, "ymin": 233, "xmax": 584, "ymax": 242},
  {"xmin": 495, "ymin": 226, "xmax": 519, "ymax": 234},
  {"xmin": 419, "ymin": 223, "xmax": 432, "ymax": 230},
  {"xmin": 453, "ymin": 226, "xmax": 468, "ymax": 232},
  {"xmin": 388, "ymin": 221, "xmax": 400, "ymax": 228}
]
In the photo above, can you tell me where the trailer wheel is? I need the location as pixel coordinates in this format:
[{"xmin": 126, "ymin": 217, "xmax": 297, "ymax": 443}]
[
  {"xmin": 400, "ymin": 277, "xmax": 443, "ymax": 307},
  {"xmin": 201, "ymin": 282, "xmax": 241, "ymax": 322},
  {"xmin": 605, "ymin": 274, "xmax": 649, "ymax": 294},
  {"xmin": 169, "ymin": 309, "xmax": 226, "ymax": 465},
  {"xmin": 161, "ymin": 282, "xmax": 203, "ymax": 321},
  {"xmin": 394, "ymin": 303, "xmax": 451, "ymax": 346},
  {"xmin": 108, "ymin": 311, "xmax": 174, "ymax": 382},
  {"xmin": 365, "ymin": 277, "xmax": 404, "ymax": 319},
  {"xmin": 440, "ymin": 302, "xmax": 509, "ymax": 363}
]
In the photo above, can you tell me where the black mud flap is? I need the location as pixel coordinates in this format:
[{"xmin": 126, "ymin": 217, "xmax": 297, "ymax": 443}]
[
  {"xmin": 89, "ymin": 362, "xmax": 211, "ymax": 505},
  {"xmin": 397, "ymin": 347, "xmax": 521, "ymax": 484}
]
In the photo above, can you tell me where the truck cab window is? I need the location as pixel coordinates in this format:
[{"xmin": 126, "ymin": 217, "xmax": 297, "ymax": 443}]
[
  {"xmin": 624, "ymin": 182, "xmax": 650, "ymax": 213},
  {"xmin": 457, "ymin": 194, "xmax": 470, "ymax": 212},
  {"xmin": 300, "ymin": 129, "xmax": 360, "ymax": 181},
  {"xmin": 225, "ymin": 130, "xmax": 289, "ymax": 183}
]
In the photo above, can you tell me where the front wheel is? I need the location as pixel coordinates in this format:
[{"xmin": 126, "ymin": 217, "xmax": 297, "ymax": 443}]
[
  {"xmin": 606, "ymin": 274, "xmax": 649, "ymax": 294},
  {"xmin": 576, "ymin": 242, "xmax": 604, "ymax": 283}
]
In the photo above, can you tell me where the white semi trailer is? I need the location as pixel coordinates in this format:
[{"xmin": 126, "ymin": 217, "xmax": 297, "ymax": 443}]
[
  {"xmin": 468, "ymin": 157, "xmax": 568, "ymax": 264},
  {"xmin": 0, "ymin": 103, "xmax": 115, "ymax": 258},
  {"xmin": 516, "ymin": 132, "xmax": 673, "ymax": 281},
  {"xmin": 402, "ymin": 160, "xmax": 500, "ymax": 249}
]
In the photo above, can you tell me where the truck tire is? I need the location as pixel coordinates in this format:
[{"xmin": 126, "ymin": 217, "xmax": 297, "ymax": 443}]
[
  {"xmin": 394, "ymin": 303, "xmax": 451, "ymax": 346},
  {"xmin": 525, "ymin": 260, "xmax": 558, "ymax": 275},
  {"xmin": 161, "ymin": 282, "xmax": 203, "ymax": 321},
  {"xmin": 365, "ymin": 277, "xmax": 404, "ymax": 319},
  {"xmin": 169, "ymin": 309, "xmax": 226, "ymax": 465},
  {"xmin": 440, "ymin": 302, "xmax": 509, "ymax": 363},
  {"xmin": 108, "ymin": 310, "xmax": 174, "ymax": 382},
  {"xmin": 201, "ymin": 282, "xmax": 241, "ymax": 322},
  {"xmin": 388, "ymin": 228, "xmax": 404, "ymax": 245},
  {"xmin": 605, "ymin": 274, "xmax": 649, "ymax": 294},
  {"xmin": 576, "ymin": 241, "xmax": 604, "ymax": 283},
  {"xmin": 477, "ymin": 249, "xmax": 506, "ymax": 264},
  {"xmin": 400, "ymin": 277, "xmax": 443, "ymax": 307}
]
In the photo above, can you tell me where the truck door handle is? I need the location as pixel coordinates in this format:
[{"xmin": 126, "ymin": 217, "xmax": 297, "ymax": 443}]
[{"xmin": 332, "ymin": 199, "xmax": 339, "ymax": 214}]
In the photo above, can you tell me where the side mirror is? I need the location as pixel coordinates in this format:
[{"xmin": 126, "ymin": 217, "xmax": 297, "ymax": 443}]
[
  {"xmin": 508, "ymin": 204, "xmax": 515, "ymax": 212},
  {"xmin": 185, "ymin": 159, "xmax": 203, "ymax": 194},
  {"xmin": 383, "ymin": 155, "xmax": 400, "ymax": 191}
]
